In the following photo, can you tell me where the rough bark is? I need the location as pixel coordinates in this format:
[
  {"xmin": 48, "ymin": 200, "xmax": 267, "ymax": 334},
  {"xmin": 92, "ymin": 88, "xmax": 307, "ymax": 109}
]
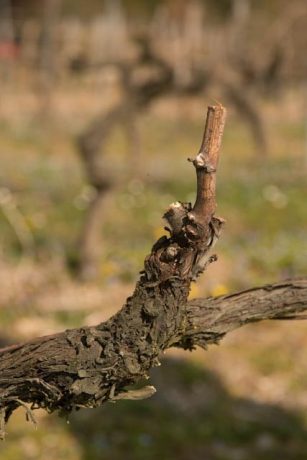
[
  {"xmin": 182, "ymin": 278, "xmax": 307, "ymax": 349},
  {"xmin": 0, "ymin": 106, "xmax": 304, "ymax": 439},
  {"xmin": 0, "ymin": 276, "xmax": 306, "ymax": 439},
  {"xmin": 0, "ymin": 105, "xmax": 226, "ymax": 436}
]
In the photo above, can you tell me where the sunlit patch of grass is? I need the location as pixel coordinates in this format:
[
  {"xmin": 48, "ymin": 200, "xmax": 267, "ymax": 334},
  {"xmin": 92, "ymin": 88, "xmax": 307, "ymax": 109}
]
[
  {"xmin": 0, "ymin": 409, "xmax": 80, "ymax": 460},
  {"xmin": 53, "ymin": 310, "xmax": 87, "ymax": 328},
  {"xmin": 249, "ymin": 347, "xmax": 294, "ymax": 376},
  {"xmin": 0, "ymin": 306, "xmax": 18, "ymax": 327}
]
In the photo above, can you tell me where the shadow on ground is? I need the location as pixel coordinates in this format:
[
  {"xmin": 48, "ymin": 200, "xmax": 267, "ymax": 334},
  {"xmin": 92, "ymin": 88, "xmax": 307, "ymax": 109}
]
[{"xmin": 69, "ymin": 357, "xmax": 307, "ymax": 460}]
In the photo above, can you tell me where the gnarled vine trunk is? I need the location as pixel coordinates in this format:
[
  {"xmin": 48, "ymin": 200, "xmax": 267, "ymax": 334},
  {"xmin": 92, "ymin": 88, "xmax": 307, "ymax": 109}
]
[{"xmin": 0, "ymin": 105, "xmax": 306, "ymax": 440}]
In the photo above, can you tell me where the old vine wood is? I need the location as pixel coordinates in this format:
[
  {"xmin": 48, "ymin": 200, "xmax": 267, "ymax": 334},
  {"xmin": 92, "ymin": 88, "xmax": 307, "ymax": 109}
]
[{"xmin": 0, "ymin": 105, "xmax": 306, "ymax": 439}]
